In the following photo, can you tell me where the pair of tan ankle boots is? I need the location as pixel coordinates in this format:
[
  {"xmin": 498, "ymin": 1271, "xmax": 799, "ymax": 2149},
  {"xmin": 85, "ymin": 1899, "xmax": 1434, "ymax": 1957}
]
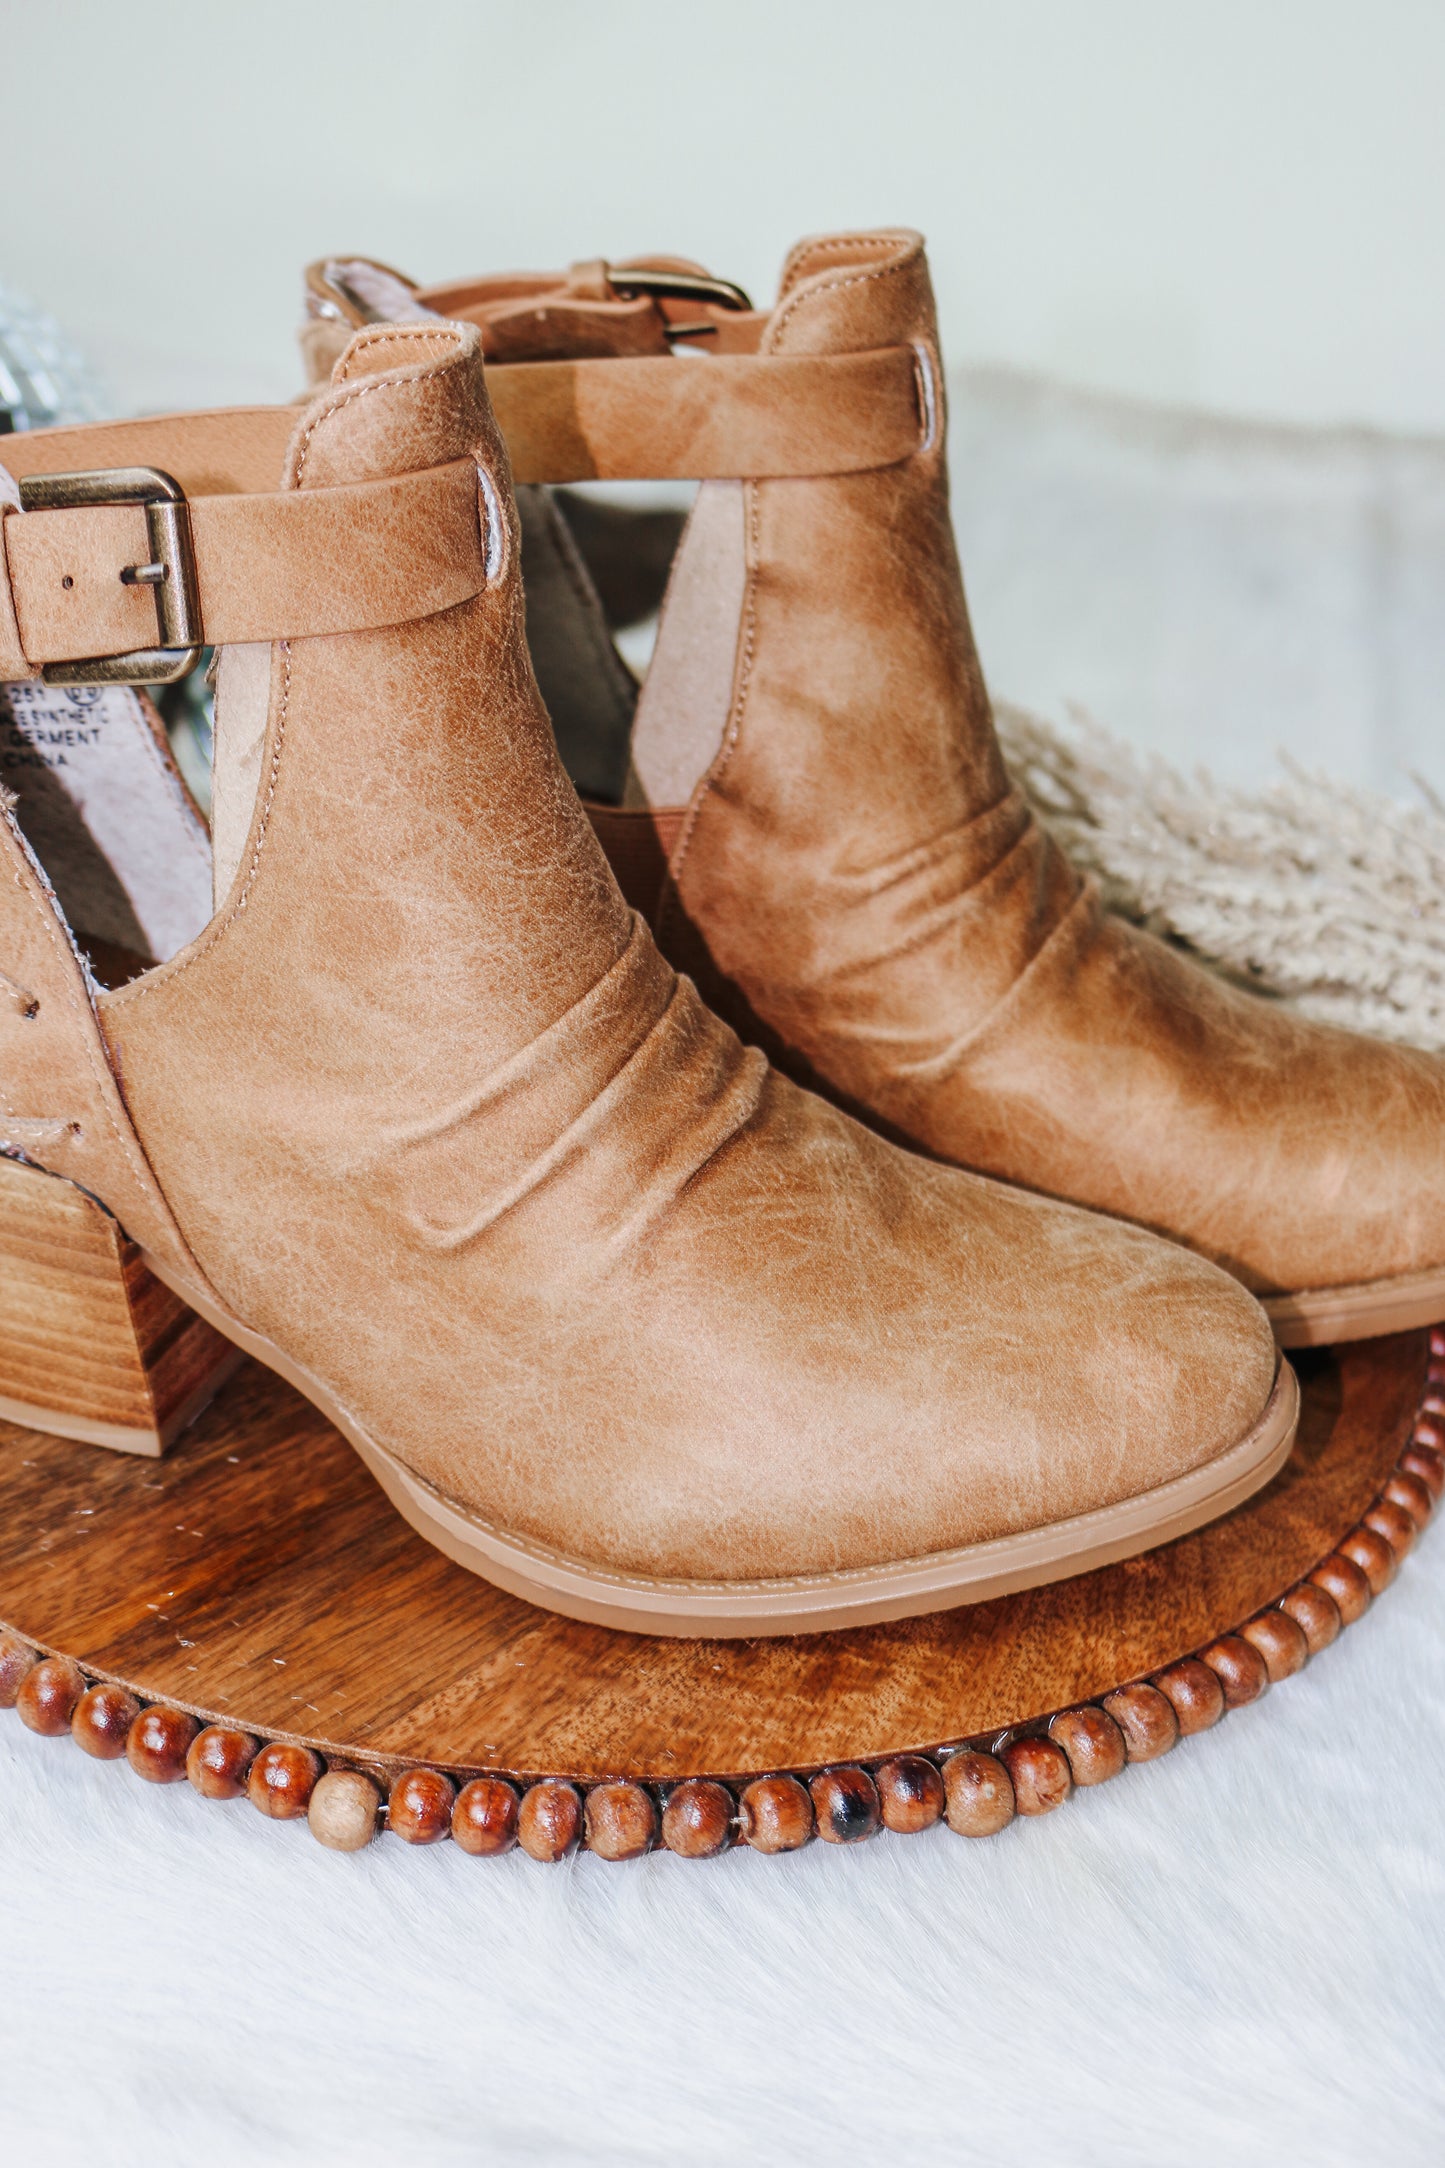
[{"xmin": 0, "ymin": 229, "xmax": 1440, "ymax": 1636}]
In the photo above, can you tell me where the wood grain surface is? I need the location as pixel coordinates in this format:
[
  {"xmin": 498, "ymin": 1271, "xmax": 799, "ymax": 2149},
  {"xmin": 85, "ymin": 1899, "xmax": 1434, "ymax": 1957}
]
[
  {"xmin": 0, "ymin": 1155, "xmax": 240, "ymax": 1452},
  {"xmin": 0, "ymin": 1333, "xmax": 1426, "ymax": 1783}
]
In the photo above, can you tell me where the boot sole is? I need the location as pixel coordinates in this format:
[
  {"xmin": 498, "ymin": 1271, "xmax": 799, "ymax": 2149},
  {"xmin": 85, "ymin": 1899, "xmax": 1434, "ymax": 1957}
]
[
  {"xmin": 1266, "ymin": 1266, "xmax": 1445, "ymax": 1349},
  {"xmin": 143, "ymin": 1245, "xmax": 1300, "ymax": 1638}
]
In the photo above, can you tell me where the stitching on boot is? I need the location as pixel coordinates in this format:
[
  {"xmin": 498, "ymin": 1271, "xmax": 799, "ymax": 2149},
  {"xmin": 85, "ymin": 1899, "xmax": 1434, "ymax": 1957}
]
[
  {"xmin": 1, "ymin": 809, "xmax": 178, "ymax": 1229},
  {"xmin": 657, "ymin": 476, "xmax": 762, "ymax": 941},
  {"xmin": 332, "ymin": 325, "xmax": 462, "ymax": 383},
  {"xmin": 768, "ymin": 248, "xmax": 918, "ymax": 352},
  {"xmin": 662, "ymin": 247, "xmax": 925, "ymax": 932},
  {"xmin": 228, "ymin": 640, "xmax": 291, "ymax": 919},
  {"xmin": 777, "ymin": 230, "xmax": 919, "ymax": 297},
  {"xmin": 294, "ymin": 369, "xmax": 424, "ymax": 485}
]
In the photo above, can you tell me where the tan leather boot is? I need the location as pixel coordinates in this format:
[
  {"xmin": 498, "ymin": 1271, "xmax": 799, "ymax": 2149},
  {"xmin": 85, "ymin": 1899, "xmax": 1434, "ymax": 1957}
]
[
  {"xmin": 0, "ymin": 319, "xmax": 1294, "ymax": 1635},
  {"xmin": 304, "ymin": 238, "xmax": 1445, "ymax": 1347}
]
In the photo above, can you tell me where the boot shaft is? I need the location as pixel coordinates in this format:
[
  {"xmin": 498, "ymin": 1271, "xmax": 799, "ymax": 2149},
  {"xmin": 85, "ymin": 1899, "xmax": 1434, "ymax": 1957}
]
[
  {"xmin": 297, "ymin": 235, "xmax": 1445, "ymax": 1328},
  {"xmin": 0, "ymin": 325, "xmax": 636, "ymax": 1145},
  {"xmin": 303, "ymin": 234, "xmax": 1078, "ymax": 1060},
  {"xmin": 0, "ymin": 322, "xmax": 778, "ymax": 1364},
  {"xmin": 306, "ymin": 231, "xmax": 1006, "ymax": 844}
]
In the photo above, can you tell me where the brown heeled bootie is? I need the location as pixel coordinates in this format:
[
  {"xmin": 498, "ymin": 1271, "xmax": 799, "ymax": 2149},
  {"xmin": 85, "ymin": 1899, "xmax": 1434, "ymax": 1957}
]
[
  {"xmin": 305, "ymin": 236, "xmax": 1445, "ymax": 1348},
  {"xmin": 0, "ymin": 318, "xmax": 1294, "ymax": 1633}
]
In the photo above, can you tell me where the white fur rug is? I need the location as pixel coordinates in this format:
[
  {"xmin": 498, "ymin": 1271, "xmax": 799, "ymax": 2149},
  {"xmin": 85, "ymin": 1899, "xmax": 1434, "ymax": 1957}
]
[
  {"xmin": 4, "ymin": 372, "xmax": 1445, "ymax": 2165},
  {"xmin": 2, "ymin": 1553, "xmax": 1441, "ymax": 2166}
]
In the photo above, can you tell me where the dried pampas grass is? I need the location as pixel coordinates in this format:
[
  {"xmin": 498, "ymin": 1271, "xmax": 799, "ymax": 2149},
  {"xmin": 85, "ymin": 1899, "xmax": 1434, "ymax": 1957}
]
[{"xmin": 999, "ymin": 701, "xmax": 1445, "ymax": 1051}]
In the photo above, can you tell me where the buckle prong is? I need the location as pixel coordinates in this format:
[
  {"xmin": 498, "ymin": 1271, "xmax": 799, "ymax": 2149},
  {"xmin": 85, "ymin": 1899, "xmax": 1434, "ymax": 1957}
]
[
  {"xmin": 17, "ymin": 465, "xmax": 202, "ymax": 687},
  {"xmin": 605, "ymin": 266, "xmax": 754, "ymax": 346},
  {"xmin": 604, "ymin": 266, "xmax": 754, "ymax": 315}
]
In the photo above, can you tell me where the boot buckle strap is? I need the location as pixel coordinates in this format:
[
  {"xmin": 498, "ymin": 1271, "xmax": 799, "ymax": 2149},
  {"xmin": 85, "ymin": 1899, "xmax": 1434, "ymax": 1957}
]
[{"xmin": 16, "ymin": 466, "xmax": 202, "ymax": 686}]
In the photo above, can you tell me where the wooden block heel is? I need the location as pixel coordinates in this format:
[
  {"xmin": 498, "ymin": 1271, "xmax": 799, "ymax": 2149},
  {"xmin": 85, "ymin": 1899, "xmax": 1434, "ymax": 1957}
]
[{"xmin": 0, "ymin": 1155, "xmax": 241, "ymax": 1456}]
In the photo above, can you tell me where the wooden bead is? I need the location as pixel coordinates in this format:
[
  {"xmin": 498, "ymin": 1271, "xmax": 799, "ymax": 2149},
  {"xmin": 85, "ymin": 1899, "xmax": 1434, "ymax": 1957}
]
[
  {"xmin": 1101, "ymin": 1682, "xmax": 1179, "ymax": 1762},
  {"xmin": 308, "ymin": 1768, "xmax": 382, "ymax": 1852},
  {"xmin": 1339, "ymin": 1523, "xmax": 1397, "ymax": 1595},
  {"xmin": 1383, "ymin": 1469, "xmax": 1435, "ymax": 1529},
  {"xmin": 517, "ymin": 1779, "xmax": 582, "ymax": 1862},
  {"xmin": 661, "ymin": 1778, "xmax": 735, "ymax": 1858},
  {"xmin": 942, "ymin": 1750, "xmax": 1016, "ymax": 1837},
  {"xmin": 1308, "ymin": 1550, "xmax": 1373, "ymax": 1624},
  {"xmin": 1412, "ymin": 1413, "xmax": 1445, "ymax": 1457},
  {"xmin": 16, "ymin": 1655, "xmax": 86, "ymax": 1737},
  {"xmin": 71, "ymin": 1682, "xmax": 139, "ymax": 1759},
  {"xmin": 385, "ymin": 1767, "xmax": 455, "ymax": 1846},
  {"xmin": 1401, "ymin": 1443, "xmax": 1445, "ymax": 1501},
  {"xmin": 1363, "ymin": 1497, "xmax": 1417, "ymax": 1559},
  {"xmin": 1239, "ymin": 1609, "xmax": 1310, "ymax": 1682},
  {"xmin": 126, "ymin": 1704, "xmax": 199, "ymax": 1783},
  {"xmin": 585, "ymin": 1781, "xmax": 657, "ymax": 1861},
  {"xmin": 738, "ymin": 1774, "xmax": 814, "ymax": 1853},
  {"xmin": 1279, "ymin": 1581, "xmax": 1341, "ymax": 1655},
  {"xmin": 810, "ymin": 1766, "xmax": 881, "ymax": 1844},
  {"xmin": 1432, "ymin": 1324, "xmax": 1445, "ymax": 1359},
  {"xmin": 1200, "ymin": 1634, "xmax": 1270, "ymax": 1707},
  {"xmin": 247, "ymin": 1741, "xmax": 321, "ymax": 1819},
  {"xmin": 1000, "ymin": 1736, "xmax": 1073, "ymax": 1815},
  {"xmin": 874, "ymin": 1755, "xmax": 945, "ymax": 1834},
  {"xmin": 1152, "ymin": 1657, "xmax": 1226, "ymax": 1734},
  {"xmin": 451, "ymin": 1776, "xmax": 518, "ymax": 1855},
  {"xmin": 186, "ymin": 1726, "xmax": 258, "ymax": 1800},
  {"xmin": 0, "ymin": 1631, "xmax": 35, "ymax": 1709},
  {"xmin": 1049, "ymin": 1705, "xmax": 1127, "ymax": 1786}
]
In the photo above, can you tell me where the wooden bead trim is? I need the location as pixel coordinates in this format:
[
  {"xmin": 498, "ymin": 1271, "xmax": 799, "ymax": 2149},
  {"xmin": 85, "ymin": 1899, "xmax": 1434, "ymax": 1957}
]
[
  {"xmin": 810, "ymin": 1765, "xmax": 881, "ymax": 1844},
  {"xmin": 661, "ymin": 1777, "xmax": 735, "ymax": 1856},
  {"xmin": 308, "ymin": 1769, "xmax": 383, "ymax": 1852},
  {"xmin": 0, "ymin": 1360, "xmax": 1439, "ymax": 1863},
  {"xmin": 72, "ymin": 1681, "xmax": 140, "ymax": 1760},
  {"xmin": 125, "ymin": 1703, "xmax": 197, "ymax": 1783},
  {"xmin": 451, "ymin": 1776, "xmax": 516, "ymax": 1854},
  {"xmin": 1048, "ymin": 1704, "xmax": 1127, "ymax": 1785},
  {"xmin": 875, "ymin": 1754, "xmax": 945, "ymax": 1834},
  {"xmin": 187, "ymin": 1726, "xmax": 257, "ymax": 1800}
]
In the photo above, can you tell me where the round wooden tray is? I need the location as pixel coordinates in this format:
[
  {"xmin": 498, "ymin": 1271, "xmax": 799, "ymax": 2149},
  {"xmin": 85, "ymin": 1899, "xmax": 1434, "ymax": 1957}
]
[{"xmin": 1, "ymin": 1329, "xmax": 1441, "ymax": 1860}]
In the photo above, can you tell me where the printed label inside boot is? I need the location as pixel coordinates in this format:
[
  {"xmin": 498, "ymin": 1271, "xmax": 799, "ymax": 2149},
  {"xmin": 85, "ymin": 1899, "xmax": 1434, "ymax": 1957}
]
[{"xmin": 1, "ymin": 682, "xmax": 211, "ymax": 981}]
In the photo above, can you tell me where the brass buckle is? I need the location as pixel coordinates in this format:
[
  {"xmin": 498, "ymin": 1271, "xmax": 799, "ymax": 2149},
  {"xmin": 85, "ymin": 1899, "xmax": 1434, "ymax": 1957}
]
[
  {"xmin": 604, "ymin": 266, "xmax": 754, "ymax": 318},
  {"xmin": 17, "ymin": 466, "xmax": 202, "ymax": 686}
]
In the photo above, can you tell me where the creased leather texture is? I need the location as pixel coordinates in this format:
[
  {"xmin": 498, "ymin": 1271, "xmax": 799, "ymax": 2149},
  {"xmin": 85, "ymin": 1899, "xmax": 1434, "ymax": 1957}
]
[
  {"xmin": 0, "ymin": 318, "xmax": 1277, "ymax": 1588},
  {"xmin": 564, "ymin": 232, "xmax": 1445, "ymax": 1305}
]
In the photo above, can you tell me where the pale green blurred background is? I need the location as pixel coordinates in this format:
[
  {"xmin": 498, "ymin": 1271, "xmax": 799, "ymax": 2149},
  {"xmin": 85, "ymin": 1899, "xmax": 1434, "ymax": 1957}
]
[
  {"xmin": 8, "ymin": 0, "xmax": 1444, "ymax": 424},
  {"xmin": 8, "ymin": 0, "xmax": 1445, "ymax": 797}
]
